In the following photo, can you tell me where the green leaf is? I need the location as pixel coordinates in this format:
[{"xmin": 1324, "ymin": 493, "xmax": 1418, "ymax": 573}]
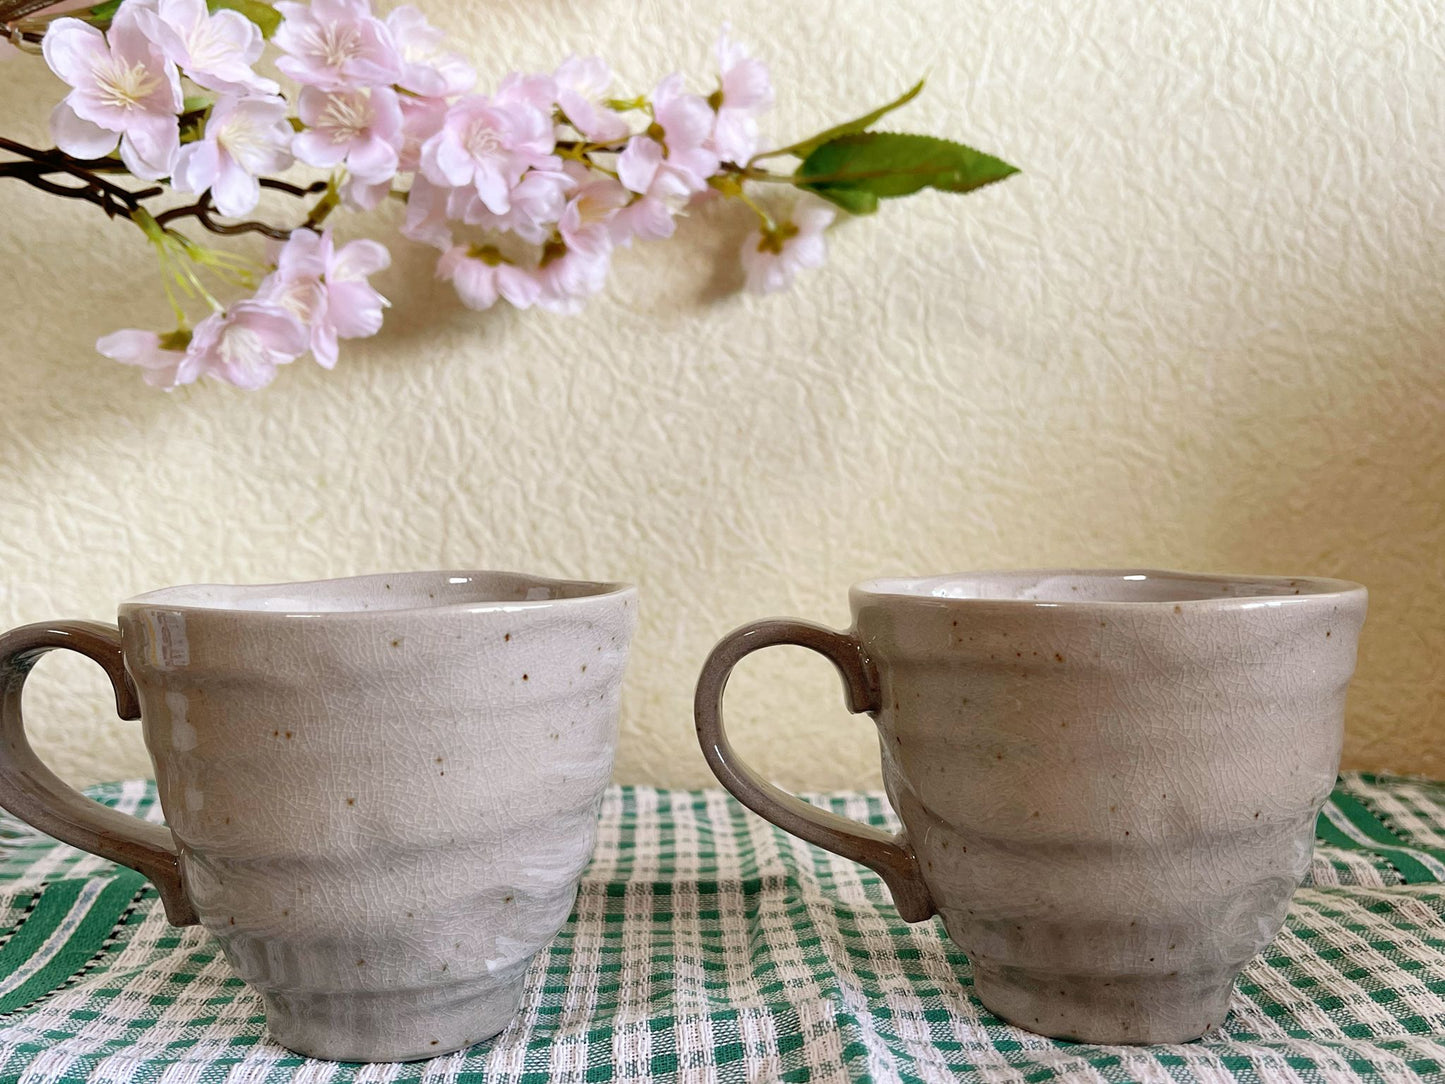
[
  {"xmin": 806, "ymin": 186, "xmax": 880, "ymax": 215},
  {"xmin": 207, "ymin": 0, "xmax": 281, "ymax": 36},
  {"xmin": 796, "ymin": 132, "xmax": 1018, "ymax": 214},
  {"xmin": 750, "ymin": 78, "xmax": 925, "ymax": 163},
  {"xmin": 82, "ymin": 0, "xmax": 122, "ymax": 26}
]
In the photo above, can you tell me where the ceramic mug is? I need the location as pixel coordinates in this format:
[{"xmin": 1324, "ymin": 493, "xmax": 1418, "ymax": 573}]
[
  {"xmin": 695, "ymin": 569, "xmax": 1367, "ymax": 1043},
  {"xmin": 0, "ymin": 570, "xmax": 637, "ymax": 1061}
]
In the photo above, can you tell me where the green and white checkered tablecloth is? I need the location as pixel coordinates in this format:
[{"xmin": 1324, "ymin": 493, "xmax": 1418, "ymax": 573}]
[{"xmin": 0, "ymin": 773, "xmax": 1442, "ymax": 1082}]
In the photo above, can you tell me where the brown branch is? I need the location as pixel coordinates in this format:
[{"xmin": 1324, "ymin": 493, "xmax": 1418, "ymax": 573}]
[
  {"xmin": 0, "ymin": 137, "xmax": 161, "ymax": 207},
  {"xmin": 2, "ymin": 139, "xmax": 331, "ymax": 240},
  {"xmin": 260, "ymin": 178, "xmax": 330, "ymax": 198},
  {"xmin": 4, "ymin": 0, "xmax": 110, "ymax": 47},
  {"xmin": 154, "ymin": 193, "xmax": 292, "ymax": 240},
  {"xmin": 0, "ymin": 0, "xmax": 79, "ymax": 23},
  {"xmin": 0, "ymin": 162, "xmax": 117, "ymax": 215}
]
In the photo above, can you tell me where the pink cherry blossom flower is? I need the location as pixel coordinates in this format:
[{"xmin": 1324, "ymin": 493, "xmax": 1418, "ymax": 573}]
[
  {"xmin": 496, "ymin": 71, "xmax": 557, "ymax": 113},
  {"xmin": 132, "ymin": 0, "xmax": 277, "ymax": 95},
  {"xmin": 96, "ymin": 327, "xmax": 200, "ymax": 389},
  {"xmin": 558, "ymin": 166, "xmax": 630, "ymax": 255},
  {"xmin": 740, "ymin": 199, "xmax": 835, "ymax": 294},
  {"xmin": 294, "ymin": 84, "xmax": 403, "ymax": 184},
  {"xmin": 386, "ymin": 5, "xmax": 474, "ymax": 98},
  {"xmin": 43, "ymin": 10, "xmax": 181, "ymax": 180},
  {"xmin": 256, "ymin": 228, "xmax": 391, "ymax": 368},
  {"xmin": 273, "ymin": 0, "xmax": 401, "ymax": 90},
  {"xmin": 610, "ymin": 194, "xmax": 678, "ymax": 244},
  {"xmin": 709, "ymin": 29, "xmax": 772, "ymax": 164},
  {"xmin": 356, "ymin": 94, "xmax": 446, "ymax": 210},
  {"xmin": 419, "ymin": 89, "xmax": 557, "ymax": 215},
  {"xmin": 531, "ymin": 241, "xmax": 610, "ymax": 314},
  {"xmin": 188, "ymin": 300, "xmax": 309, "ymax": 389},
  {"xmin": 554, "ymin": 56, "xmax": 629, "ymax": 143},
  {"xmin": 456, "ymin": 167, "xmax": 574, "ymax": 245},
  {"xmin": 397, "ymin": 93, "xmax": 448, "ymax": 172},
  {"xmin": 400, "ymin": 175, "xmax": 454, "ymax": 249},
  {"xmin": 436, "ymin": 245, "xmax": 540, "ymax": 311},
  {"xmin": 172, "ymin": 93, "xmax": 293, "ymax": 217},
  {"xmin": 342, "ymin": 176, "xmax": 390, "ymax": 210},
  {"xmin": 617, "ymin": 74, "xmax": 719, "ymax": 202}
]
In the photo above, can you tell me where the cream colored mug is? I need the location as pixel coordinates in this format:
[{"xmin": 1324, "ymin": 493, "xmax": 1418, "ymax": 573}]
[
  {"xmin": 695, "ymin": 569, "xmax": 1366, "ymax": 1043},
  {"xmin": 0, "ymin": 571, "xmax": 637, "ymax": 1061}
]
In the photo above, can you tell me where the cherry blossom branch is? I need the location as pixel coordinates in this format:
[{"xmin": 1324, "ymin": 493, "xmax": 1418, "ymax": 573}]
[
  {"xmin": 152, "ymin": 179, "xmax": 333, "ymax": 240},
  {"xmin": 260, "ymin": 178, "xmax": 330, "ymax": 199},
  {"xmin": 1, "ymin": 0, "xmax": 88, "ymax": 48},
  {"xmin": 0, "ymin": 0, "xmax": 59, "ymax": 23},
  {"xmin": 0, "ymin": 138, "xmax": 162, "ymax": 219},
  {"xmin": 12, "ymin": 0, "xmax": 1015, "ymax": 391},
  {"xmin": 1, "ymin": 139, "xmax": 333, "ymax": 239},
  {"xmin": 153, "ymin": 193, "xmax": 289, "ymax": 240}
]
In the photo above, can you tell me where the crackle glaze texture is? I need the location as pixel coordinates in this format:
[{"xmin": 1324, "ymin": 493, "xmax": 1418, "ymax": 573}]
[
  {"xmin": 0, "ymin": 0, "xmax": 1440, "ymax": 790},
  {"xmin": 117, "ymin": 571, "xmax": 637, "ymax": 1061},
  {"xmin": 852, "ymin": 571, "xmax": 1368, "ymax": 1042}
]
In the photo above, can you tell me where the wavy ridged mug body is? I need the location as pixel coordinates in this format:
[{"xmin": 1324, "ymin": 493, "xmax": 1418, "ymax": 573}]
[
  {"xmin": 113, "ymin": 571, "xmax": 637, "ymax": 1061},
  {"xmin": 697, "ymin": 570, "xmax": 1366, "ymax": 1044}
]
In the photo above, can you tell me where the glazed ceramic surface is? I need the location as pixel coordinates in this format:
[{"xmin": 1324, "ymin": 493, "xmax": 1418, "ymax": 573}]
[
  {"xmin": 0, "ymin": 571, "xmax": 637, "ymax": 1061},
  {"xmin": 696, "ymin": 569, "xmax": 1367, "ymax": 1043}
]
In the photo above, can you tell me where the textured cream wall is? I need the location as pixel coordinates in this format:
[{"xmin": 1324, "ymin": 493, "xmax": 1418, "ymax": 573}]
[{"xmin": 0, "ymin": 0, "xmax": 1441, "ymax": 791}]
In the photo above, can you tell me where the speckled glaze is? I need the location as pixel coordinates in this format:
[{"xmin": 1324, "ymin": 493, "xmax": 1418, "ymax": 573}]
[
  {"xmin": 696, "ymin": 569, "xmax": 1367, "ymax": 1044},
  {"xmin": 0, "ymin": 571, "xmax": 637, "ymax": 1062}
]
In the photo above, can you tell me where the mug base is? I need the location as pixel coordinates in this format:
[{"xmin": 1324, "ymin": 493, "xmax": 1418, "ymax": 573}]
[
  {"xmin": 261, "ymin": 978, "xmax": 526, "ymax": 1062},
  {"xmin": 972, "ymin": 961, "xmax": 1236, "ymax": 1044}
]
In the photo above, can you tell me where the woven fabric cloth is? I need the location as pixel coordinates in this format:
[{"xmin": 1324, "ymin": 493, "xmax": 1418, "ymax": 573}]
[{"xmin": 0, "ymin": 774, "xmax": 1441, "ymax": 1083}]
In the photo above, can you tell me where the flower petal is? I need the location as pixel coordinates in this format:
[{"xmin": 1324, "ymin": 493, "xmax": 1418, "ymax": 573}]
[
  {"xmin": 449, "ymin": 258, "xmax": 500, "ymax": 310},
  {"xmin": 471, "ymin": 160, "xmax": 512, "ymax": 215},
  {"xmin": 616, "ymin": 136, "xmax": 662, "ymax": 195},
  {"xmin": 721, "ymin": 54, "xmax": 773, "ymax": 112},
  {"xmin": 293, "ymin": 129, "xmax": 350, "ymax": 169},
  {"xmin": 274, "ymin": 228, "xmax": 327, "ymax": 279},
  {"xmin": 41, "ymin": 19, "xmax": 108, "ymax": 88},
  {"xmin": 612, "ymin": 196, "xmax": 676, "ymax": 243},
  {"xmin": 789, "ymin": 234, "xmax": 827, "ymax": 270},
  {"xmin": 49, "ymin": 100, "xmax": 119, "ymax": 158},
  {"xmin": 209, "ymin": 158, "xmax": 261, "ymax": 217},
  {"xmin": 711, "ymin": 110, "xmax": 757, "ymax": 166},
  {"xmin": 793, "ymin": 200, "xmax": 837, "ymax": 235},
  {"xmin": 171, "ymin": 139, "xmax": 219, "ymax": 195},
  {"xmin": 155, "ymin": 0, "xmax": 208, "ymax": 38},
  {"xmin": 96, "ymin": 328, "xmax": 160, "ymax": 365},
  {"xmin": 119, "ymin": 116, "xmax": 180, "ymax": 180},
  {"xmin": 345, "ymin": 134, "xmax": 398, "ymax": 184},
  {"xmin": 326, "ymin": 281, "xmax": 386, "ymax": 338},
  {"xmin": 496, "ymin": 265, "xmax": 541, "ymax": 309},
  {"xmin": 425, "ymin": 131, "xmax": 476, "ymax": 188},
  {"xmin": 342, "ymin": 176, "xmax": 390, "ymax": 210},
  {"xmin": 309, "ymin": 320, "xmax": 339, "ymax": 368},
  {"xmin": 295, "ymin": 84, "xmax": 330, "ymax": 128},
  {"xmin": 233, "ymin": 301, "xmax": 310, "ymax": 357},
  {"xmin": 330, "ymin": 238, "xmax": 391, "ymax": 280},
  {"xmin": 656, "ymin": 89, "xmax": 714, "ymax": 149}
]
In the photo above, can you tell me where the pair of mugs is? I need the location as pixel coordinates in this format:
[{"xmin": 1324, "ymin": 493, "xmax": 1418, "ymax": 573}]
[{"xmin": 0, "ymin": 568, "xmax": 1366, "ymax": 1058}]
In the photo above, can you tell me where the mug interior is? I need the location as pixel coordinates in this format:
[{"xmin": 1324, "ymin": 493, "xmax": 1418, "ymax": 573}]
[
  {"xmin": 124, "ymin": 570, "xmax": 629, "ymax": 615},
  {"xmin": 855, "ymin": 569, "xmax": 1361, "ymax": 605}
]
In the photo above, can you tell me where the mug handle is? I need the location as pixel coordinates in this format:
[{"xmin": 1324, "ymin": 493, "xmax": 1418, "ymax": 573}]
[
  {"xmin": 694, "ymin": 619, "xmax": 936, "ymax": 922},
  {"xmin": 0, "ymin": 621, "xmax": 197, "ymax": 926}
]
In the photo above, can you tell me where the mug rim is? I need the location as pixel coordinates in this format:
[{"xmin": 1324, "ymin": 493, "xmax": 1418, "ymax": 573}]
[
  {"xmin": 851, "ymin": 568, "xmax": 1366, "ymax": 609},
  {"xmin": 120, "ymin": 569, "xmax": 635, "ymax": 618}
]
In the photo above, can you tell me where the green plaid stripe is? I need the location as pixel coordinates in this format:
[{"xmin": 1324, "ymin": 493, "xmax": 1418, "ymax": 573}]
[{"xmin": 0, "ymin": 775, "xmax": 1439, "ymax": 1082}]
